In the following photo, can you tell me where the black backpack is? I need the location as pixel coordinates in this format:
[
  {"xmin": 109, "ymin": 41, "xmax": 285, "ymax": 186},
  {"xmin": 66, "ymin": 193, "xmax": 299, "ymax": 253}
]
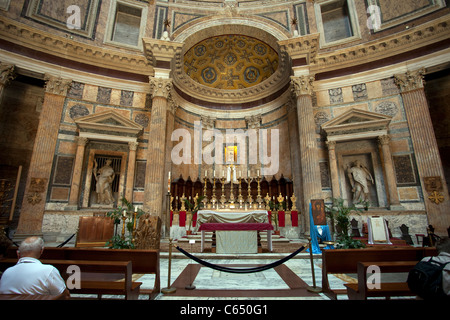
[{"xmin": 407, "ymin": 257, "xmax": 450, "ymax": 300}]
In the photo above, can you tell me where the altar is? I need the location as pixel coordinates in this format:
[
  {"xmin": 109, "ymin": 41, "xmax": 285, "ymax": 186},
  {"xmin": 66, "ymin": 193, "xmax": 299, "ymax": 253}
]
[
  {"xmin": 196, "ymin": 210, "xmax": 272, "ymax": 253},
  {"xmin": 196, "ymin": 209, "xmax": 269, "ymax": 226}
]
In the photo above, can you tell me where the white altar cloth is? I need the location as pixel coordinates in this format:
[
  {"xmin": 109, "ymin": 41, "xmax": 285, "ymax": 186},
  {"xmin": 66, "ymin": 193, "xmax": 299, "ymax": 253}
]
[
  {"xmin": 196, "ymin": 210, "xmax": 271, "ymax": 253},
  {"xmin": 196, "ymin": 209, "xmax": 268, "ymax": 227}
]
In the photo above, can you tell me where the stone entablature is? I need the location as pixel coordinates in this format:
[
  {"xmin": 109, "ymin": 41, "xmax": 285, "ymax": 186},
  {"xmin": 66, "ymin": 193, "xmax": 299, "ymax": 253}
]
[{"xmin": 0, "ymin": 17, "xmax": 153, "ymax": 78}]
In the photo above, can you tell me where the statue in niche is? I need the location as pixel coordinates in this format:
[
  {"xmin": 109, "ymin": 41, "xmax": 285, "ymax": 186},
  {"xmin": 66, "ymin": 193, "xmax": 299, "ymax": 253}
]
[
  {"xmin": 93, "ymin": 159, "xmax": 115, "ymax": 205},
  {"xmin": 346, "ymin": 160, "xmax": 374, "ymax": 203}
]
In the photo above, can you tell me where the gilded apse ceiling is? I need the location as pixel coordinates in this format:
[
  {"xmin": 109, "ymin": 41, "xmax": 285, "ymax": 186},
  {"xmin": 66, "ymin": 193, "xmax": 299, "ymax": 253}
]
[{"xmin": 183, "ymin": 35, "xmax": 279, "ymax": 90}]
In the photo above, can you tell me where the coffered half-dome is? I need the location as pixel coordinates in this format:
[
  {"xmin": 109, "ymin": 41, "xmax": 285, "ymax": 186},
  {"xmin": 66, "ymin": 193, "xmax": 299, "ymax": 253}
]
[
  {"xmin": 172, "ymin": 22, "xmax": 291, "ymax": 108},
  {"xmin": 184, "ymin": 35, "xmax": 279, "ymax": 90}
]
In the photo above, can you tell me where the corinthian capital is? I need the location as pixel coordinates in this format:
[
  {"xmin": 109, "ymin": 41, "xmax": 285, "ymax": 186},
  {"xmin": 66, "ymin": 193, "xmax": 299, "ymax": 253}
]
[
  {"xmin": 394, "ymin": 68, "xmax": 425, "ymax": 93},
  {"xmin": 291, "ymin": 75, "xmax": 315, "ymax": 96},
  {"xmin": 0, "ymin": 63, "xmax": 15, "ymax": 86},
  {"xmin": 44, "ymin": 74, "xmax": 72, "ymax": 96},
  {"xmin": 149, "ymin": 77, "xmax": 172, "ymax": 99}
]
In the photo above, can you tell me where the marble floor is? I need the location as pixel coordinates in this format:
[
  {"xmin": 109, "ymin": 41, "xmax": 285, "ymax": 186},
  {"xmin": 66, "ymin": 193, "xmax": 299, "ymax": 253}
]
[{"xmin": 140, "ymin": 252, "xmax": 346, "ymax": 300}]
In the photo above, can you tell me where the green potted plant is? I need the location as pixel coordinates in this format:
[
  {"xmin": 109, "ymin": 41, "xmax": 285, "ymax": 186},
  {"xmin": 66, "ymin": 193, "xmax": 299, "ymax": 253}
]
[
  {"xmin": 269, "ymin": 200, "xmax": 281, "ymax": 235},
  {"xmin": 325, "ymin": 197, "xmax": 366, "ymax": 249},
  {"xmin": 106, "ymin": 197, "xmax": 145, "ymax": 249},
  {"xmin": 184, "ymin": 195, "xmax": 205, "ymax": 235}
]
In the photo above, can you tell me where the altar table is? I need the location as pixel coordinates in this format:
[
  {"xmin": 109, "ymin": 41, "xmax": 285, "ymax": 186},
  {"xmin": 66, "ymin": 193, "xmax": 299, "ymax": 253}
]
[
  {"xmin": 198, "ymin": 223, "xmax": 274, "ymax": 253},
  {"xmin": 196, "ymin": 209, "xmax": 268, "ymax": 227}
]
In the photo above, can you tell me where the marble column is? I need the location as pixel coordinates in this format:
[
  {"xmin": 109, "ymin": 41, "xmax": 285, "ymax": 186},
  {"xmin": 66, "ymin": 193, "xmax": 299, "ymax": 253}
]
[
  {"xmin": 67, "ymin": 136, "xmax": 88, "ymax": 209},
  {"xmin": 326, "ymin": 140, "xmax": 341, "ymax": 199},
  {"xmin": 15, "ymin": 75, "xmax": 72, "ymax": 241},
  {"xmin": 143, "ymin": 78, "xmax": 172, "ymax": 217},
  {"xmin": 291, "ymin": 75, "xmax": 322, "ymax": 232},
  {"xmin": 125, "ymin": 141, "xmax": 139, "ymax": 202},
  {"xmin": 394, "ymin": 69, "xmax": 450, "ymax": 235},
  {"xmin": 378, "ymin": 135, "xmax": 402, "ymax": 210}
]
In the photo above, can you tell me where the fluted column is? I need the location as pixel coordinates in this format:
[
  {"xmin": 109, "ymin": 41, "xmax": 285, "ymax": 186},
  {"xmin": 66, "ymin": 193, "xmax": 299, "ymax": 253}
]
[
  {"xmin": 67, "ymin": 136, "xmax": 88, "ymax": 209},
  {"xmin": 15, "ymin": 75, "xmax": 72, "ymax": 240},
  {"xmin": 125, "ymin": 141, "xmax": 139, "ymax": 202},
  {"xmin": 143, "ymin": 78, "xmax": 172, "ymax": 217},
  {"xmin": 291, "ymin": 75, "xmax": 322, "ymax": 232},
  {"xmin": 394, "ymin": 69, "xmax": 450, "ymax": 235},
  {"xmin": 326, "ymin": 140, "xmax": 341, "ymax": 199},
  {"xmin": 378, "ymin": 135, "xmax": 402, "ymax": 210}
]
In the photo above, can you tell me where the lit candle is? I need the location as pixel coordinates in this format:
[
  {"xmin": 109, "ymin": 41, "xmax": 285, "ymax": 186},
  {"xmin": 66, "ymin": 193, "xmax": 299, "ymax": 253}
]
[
  {"xmin": 135, "ymin": 206, "xmax": 138, "ymax": 212},
  {"xmin": 213, "ymin": 169, "xmax": 215, "ymax": 177},
  {"xmin": 257, "ymin": 170, "xmax": 260, "ymax": 177},
  {"xmin": 205, "ymin": 170, "xmax": 207, "ymax": 177},
  {"xmin": 123, "ymin": 209, "xmax": 127, "ymax": 217}
]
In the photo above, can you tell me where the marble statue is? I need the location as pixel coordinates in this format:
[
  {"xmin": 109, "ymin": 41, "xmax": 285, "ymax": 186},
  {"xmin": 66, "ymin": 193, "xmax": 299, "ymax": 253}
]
[
  {"xmin": 346, "ymin": 160, "xmax": 374, "ymax": 202},
  {"xmin": 93, "ymin": 159, "xmax": 115, "ymax": 205}
]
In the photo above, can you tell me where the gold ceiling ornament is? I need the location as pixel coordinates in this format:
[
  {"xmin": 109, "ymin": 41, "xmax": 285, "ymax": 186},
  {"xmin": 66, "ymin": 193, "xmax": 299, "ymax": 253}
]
[
  {"xmin": 183, "ymin": 35, "xmax": 279, "ymax": 90},
  {"xmin": 428, "ymin": 191, "xmax": 444, "ymax": 205}
]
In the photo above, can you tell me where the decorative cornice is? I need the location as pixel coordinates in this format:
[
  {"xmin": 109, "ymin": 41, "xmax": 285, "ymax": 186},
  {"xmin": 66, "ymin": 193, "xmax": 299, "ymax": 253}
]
[
  {"xmin": 278, "ymin": 33, "xmax": 320, "ymax": 64},
  {"xmin": 0, "ymin": 17, "xmax": 152, "ymax": 77},
  {"xmin": 311, "ymin": 15, "xmax": 450, "ymax": 74},
  {"xmin": 142, "ymin": 38, "xmax": 184, "ymax": 66}
]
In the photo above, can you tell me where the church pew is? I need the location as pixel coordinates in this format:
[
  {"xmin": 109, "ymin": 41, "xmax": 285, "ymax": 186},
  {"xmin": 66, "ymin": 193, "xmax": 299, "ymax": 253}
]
[
  {"xmin": 344, "ymin": 261, "xmax": 418, "ymax": 300},
  {"xmin": 0, "ymin": 259, "xmax": 141, "ymax": 300},
  {"xmin": 4, "ymin": 246, "xmax": 160, "ymax": 300},
  {"xmin": 321, "ymin": 247, "xmax": 437, "ymax": 300},
  {"xmin": 41, "ymin": 247, "xmax": 160, "ymax": 300}
]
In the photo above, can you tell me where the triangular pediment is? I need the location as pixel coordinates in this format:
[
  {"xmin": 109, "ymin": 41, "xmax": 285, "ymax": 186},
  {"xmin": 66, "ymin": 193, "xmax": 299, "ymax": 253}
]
[
  {"xmin": 321, "ymin": 108, "xmax": 392, "ymax": 139},
  {"xmin": 74, "ymin": 111, "xmax": 143, "ymax": 138}
]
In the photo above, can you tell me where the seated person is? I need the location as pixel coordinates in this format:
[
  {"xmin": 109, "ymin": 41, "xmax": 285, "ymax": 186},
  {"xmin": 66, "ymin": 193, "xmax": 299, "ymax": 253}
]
[{"xmin": 0, "ymin": 236, "xmax": 69, "ymax": 299}]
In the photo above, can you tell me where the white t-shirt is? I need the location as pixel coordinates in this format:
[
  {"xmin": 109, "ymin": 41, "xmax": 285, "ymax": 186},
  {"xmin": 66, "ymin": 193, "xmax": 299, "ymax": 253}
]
[{"xmin": 0, "ymin": 257, "xmax": 67, "ymax": 295}]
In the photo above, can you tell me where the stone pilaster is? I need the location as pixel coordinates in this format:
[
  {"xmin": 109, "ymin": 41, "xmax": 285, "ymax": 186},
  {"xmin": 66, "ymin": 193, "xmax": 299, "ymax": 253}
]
[
  {"xmin": 67, "ymin": 136, "xmax": 88, "ymax": 209},
  {"xmin": 394, "ymin": 69, "xmax": 450, "ymax": 235},
  {"xmin": 378, "ymin": 135, "xmax": 402, "ymax": 210},
  {"xmin": 326, "ymin": 140, "xmax": 341, "ymax": 200},
  {"xmin": 291, "ymin": 75, "xmax": 322, "ymax": 233},
  {"xmin": 125, "ymin": 141, "xmax": 139, "ymax": 202},
  {"xmin": 144, "ymin": 78, "xmax": 172, "ymax": 217},
  {"xmin": 15, "ymin": 75, "xmax": 72, "ymax": 240}
]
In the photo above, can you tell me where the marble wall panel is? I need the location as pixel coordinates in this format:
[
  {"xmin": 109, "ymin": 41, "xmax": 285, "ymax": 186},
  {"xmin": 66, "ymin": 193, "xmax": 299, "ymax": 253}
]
[{"xmin": 58, "ymin": 140, "xmax": 77, "ymax": 155}]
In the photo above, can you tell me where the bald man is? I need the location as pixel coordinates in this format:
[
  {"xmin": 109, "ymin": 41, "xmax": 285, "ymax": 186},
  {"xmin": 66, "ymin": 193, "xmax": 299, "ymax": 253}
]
[{"xmin": 0, "ymin": 236, "xmax": 70, "ymax": 299}]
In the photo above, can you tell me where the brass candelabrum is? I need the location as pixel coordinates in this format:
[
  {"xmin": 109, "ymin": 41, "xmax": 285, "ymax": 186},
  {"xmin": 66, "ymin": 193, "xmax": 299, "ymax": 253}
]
[
  {"xmin": 202, "ymin": 176, "xmax": 208, "ymax": 208},
  {"xmin": 237, "ymin": 178, "xmax": 244, "ymax": 209},
  {"xmin": 246, "ymin": 177, "xmax": 253, "ymax": 208},
  {"xmin": 219, "ymin": 177, "xmax": 226, "ymax": 208},
  {"xmin": 256, "ymin": 176, "xmax": 263, "ymax": 209},
  {"xmin": 211, "ymin": 177, "xmax": 217, "ymax": 209}
]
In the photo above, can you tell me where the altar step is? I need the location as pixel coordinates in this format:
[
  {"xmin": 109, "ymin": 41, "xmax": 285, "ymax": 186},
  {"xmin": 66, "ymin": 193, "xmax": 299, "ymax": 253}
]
[{"xmin": 176, "ymin": 231, "xmax": 291, "ymax": 244}]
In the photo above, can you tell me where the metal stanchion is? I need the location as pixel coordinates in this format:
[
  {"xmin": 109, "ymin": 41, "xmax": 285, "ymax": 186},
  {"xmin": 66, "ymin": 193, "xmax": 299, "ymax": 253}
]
[
  {"xmin": 161, "ymin": 238, "xmax": 176, "ymax": 294},
  {"xmin": 307, "ymin": 237, "xmax": 322, "ymax": 293},
  {"xmin": 185, "ymin": 240, "xmax": 196, "ymax": 290}
]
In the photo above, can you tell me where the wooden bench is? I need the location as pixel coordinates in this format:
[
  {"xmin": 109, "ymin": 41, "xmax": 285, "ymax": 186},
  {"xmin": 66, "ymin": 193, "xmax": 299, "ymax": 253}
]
[
  {"xmin": 44, "ymin": 247, "xmax": 160, "ymax": 299},
  {"xmin": 321, "ymin": 247, "xmax": 437, "ymax": 300},
  {"xmin": 344, "ymin": 261, "xmax": 418, "ymax": 300},
  {"xmin": 4, "ymin": 246, "xmax": 160, "ymax": 300},
  {"xmin": 0, "ymin": 258, "xmax": 142, "ymax": 300}
]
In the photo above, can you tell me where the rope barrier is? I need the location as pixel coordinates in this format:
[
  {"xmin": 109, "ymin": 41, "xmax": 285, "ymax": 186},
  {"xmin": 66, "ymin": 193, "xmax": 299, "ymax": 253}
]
[{"xmin": 175, "ymin": 245, "xmax": 306, "ymax": 274}]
